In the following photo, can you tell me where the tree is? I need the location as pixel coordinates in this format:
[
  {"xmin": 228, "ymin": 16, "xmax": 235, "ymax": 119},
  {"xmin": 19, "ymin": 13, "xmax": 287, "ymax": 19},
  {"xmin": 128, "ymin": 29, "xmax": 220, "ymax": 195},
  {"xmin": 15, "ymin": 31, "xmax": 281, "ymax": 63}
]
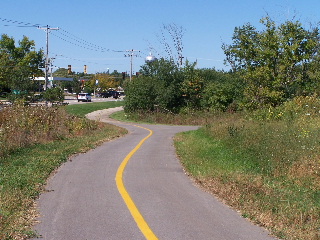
[
  {"xmin": 0, "ymin": 34, "xmax": 44, "ymax": 94},
  {"xmin": 126, "ymin": 58, "xmax": 184, "ymax": 113},
  {"xmin": 200, "ymin": 71, "xmax": 244, "ymax": 112},
  {"xmin": 53, "ymin": 67, "xmax": 69, "ymax": 77},
  {"xmin": 93, "ymin": 72, "xmax": 120, "ymax": 92},
  {"xmin": 43, "ymin": 87, "xmax": 64, "ymax": 102},
  {"xmin": 223, "ymin": 17, "xmax": 320, "ymax": 109},
  {"xmin": 139, "ymin": 58, "xmax": 184, "ymax": 112},
  {"xmin": 124, "ymin": 75, "xmax": 158, "ymax": 112},
  {"xmin": 180, "ymin": 61, "xmax": 205, "ymax": 109},
  {"xmin": 151, "ymin": 23, "xmax": 185, "ymax": 67}
]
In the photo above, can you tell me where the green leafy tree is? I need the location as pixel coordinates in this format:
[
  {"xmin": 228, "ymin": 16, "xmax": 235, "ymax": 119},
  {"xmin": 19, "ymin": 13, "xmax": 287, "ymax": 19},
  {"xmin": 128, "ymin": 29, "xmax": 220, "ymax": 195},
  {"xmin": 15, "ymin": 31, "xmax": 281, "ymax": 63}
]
[
  {"xmin": 0, "ymin": 34, "xmax": 44, "ymax": 94},
  {"xmin": 53, "ymin": 67, "xmax": 69, "ymax": 77},
  {"xmin": 43, "ymin": 87, "xmax": 64, "ymax": 102},
  {"xmin": 124, "ymin": 75, "xmax": 157, "ymax": 112},
  {"xmin": 201, "ymin": 71, "xmax": 244, "ymax": 112},
  {"xmin": 93, "ymin": 72, "xmax": 120, "ymax": 92},
  {"xmin": 180, "ymin": 61, "xmax": 204, "ymax": 109},
  {"xmin": 223, "ymin": 17, "xmax": 320, "ymax": 109},
  {"xmin": 138, "ymin": 58, "xmax": 184, "ymax": 112}
]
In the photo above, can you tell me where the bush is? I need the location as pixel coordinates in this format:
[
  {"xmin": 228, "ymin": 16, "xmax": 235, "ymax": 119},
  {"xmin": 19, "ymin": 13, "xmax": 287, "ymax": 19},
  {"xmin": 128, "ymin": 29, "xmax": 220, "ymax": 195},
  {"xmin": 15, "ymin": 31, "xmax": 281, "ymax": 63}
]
[
  {"xmin": 250, "ymin": 95, "xmax": 320, "ymax": 121},
  {"xmin": 42, "ymin": 87, "xmax": 64, "ymax": 102},
  {"xmin": 125, "ymin": 59, "xmax": 185, "ymax": 113},
  {"xmin": 124, "ymin": 76, "xmax": 157, "ymax": 112}
]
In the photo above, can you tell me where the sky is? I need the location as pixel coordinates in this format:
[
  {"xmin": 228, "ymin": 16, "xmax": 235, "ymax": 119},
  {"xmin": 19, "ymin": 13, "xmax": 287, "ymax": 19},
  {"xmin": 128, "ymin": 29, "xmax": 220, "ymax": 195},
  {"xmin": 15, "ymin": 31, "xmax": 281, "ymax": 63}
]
[{"xmin": 0, "ymin": 0, "xmax": 319, "ymax": 75}]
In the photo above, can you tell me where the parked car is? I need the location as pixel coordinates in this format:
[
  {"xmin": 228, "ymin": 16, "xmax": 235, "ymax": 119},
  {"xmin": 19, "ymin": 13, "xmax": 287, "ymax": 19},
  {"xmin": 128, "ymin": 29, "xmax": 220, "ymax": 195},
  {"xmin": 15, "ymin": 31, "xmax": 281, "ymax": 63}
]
[
  {"xmin": 112, "ymin": 91, "xmax": 121, "ymax": 99},
  {"xmin": 100, "ymin": 90, "xmax": 121, "ymax": 99},
  {"xmin": 100, "ymin": 91, "xmax": 113, "ymax": 98},
  {"xmin": 77, "ymin": 93, "xmax": 92, "ymax": 102}
]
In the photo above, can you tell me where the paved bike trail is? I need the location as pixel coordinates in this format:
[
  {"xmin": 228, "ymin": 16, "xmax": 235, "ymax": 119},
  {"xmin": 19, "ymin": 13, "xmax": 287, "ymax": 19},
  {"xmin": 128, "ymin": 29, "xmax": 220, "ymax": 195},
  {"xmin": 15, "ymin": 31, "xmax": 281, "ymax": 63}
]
[{"xmin": 32, "ymin": 108, "xmax": 276, "ymax": 240}]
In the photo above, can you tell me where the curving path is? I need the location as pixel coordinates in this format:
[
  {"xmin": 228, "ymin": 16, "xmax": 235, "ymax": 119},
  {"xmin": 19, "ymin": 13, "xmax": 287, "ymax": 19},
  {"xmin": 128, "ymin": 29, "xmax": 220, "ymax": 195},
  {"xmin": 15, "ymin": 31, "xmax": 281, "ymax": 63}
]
[{"xmin": 32, "ymin": 107, "xmax": 276, "ymax": 240}]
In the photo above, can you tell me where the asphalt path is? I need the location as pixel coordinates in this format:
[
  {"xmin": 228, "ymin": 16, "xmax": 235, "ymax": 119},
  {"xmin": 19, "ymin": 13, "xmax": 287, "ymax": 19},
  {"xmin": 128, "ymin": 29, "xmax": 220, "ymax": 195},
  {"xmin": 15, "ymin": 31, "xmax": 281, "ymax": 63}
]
[{"xmin": 32, "ymin": 107, "xmax": 277, "ymax": 240}]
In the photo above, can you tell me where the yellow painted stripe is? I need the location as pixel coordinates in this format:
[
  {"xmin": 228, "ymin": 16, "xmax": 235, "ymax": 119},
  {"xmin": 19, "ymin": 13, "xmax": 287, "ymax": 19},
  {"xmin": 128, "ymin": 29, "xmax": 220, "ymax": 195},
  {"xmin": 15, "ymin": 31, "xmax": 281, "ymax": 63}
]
[{"xmin": 115, "ymin": 125, "xmax": 159, "ymax": 240}]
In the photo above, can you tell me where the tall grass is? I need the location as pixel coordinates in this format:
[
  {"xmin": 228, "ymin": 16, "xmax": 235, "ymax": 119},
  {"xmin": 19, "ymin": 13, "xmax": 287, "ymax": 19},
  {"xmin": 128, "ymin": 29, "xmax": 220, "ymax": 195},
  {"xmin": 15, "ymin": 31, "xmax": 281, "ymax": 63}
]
[
  {"xmin": 0, "ymin": 105, "xmax": 97, "ymax": 157},
  {"xmin": 175, "ymin": 112, "xmax": 320, "ymax": 240},
  {"xmin": 122, "ymin": 109, "xmax": 214, "ymax": 125}
]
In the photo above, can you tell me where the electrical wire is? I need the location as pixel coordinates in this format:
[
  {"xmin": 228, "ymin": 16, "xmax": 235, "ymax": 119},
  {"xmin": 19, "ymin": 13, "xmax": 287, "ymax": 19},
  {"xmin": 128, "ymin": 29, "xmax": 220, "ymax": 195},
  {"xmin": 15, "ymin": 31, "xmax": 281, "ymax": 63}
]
[
  {"xmin": 52, "ymin": 53, "xmax": 100, "ymax": 65},
  {"xmin": 51, "ymin": 32, "xmax": 108, "ymax": 53},
  {"xmin": 57, "ymin": 28, "xmax": 110, "ymax": 52},
  {"xmin": 0, "ymin": 16, "xmax": 144, "ymax": 72},
  {"xmin": 0, "ymin": 17, "xmax": 41, "ymax": 27}
]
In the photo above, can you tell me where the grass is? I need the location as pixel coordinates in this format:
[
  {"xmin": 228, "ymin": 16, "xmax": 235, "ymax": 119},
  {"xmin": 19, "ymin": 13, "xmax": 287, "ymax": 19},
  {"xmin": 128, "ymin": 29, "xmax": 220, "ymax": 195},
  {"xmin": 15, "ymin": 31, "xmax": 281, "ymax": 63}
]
[
  {"xmin": 117, "ymin": 109, "xmax": 215, "ymax": 125},
  {"xmin": 0, "ymin": 101, "xmax": 126, "ymax": 240},
  {"xmin": 119, "ymin": 109, "xmax": 319, "ymax": 240},
  {"xmin": 174, "ymin": 114, "xmax": 320, "ymax": 240},
  {"xmin": 65, "ymin": 100, "xmax": 124, "ymax": 117}
]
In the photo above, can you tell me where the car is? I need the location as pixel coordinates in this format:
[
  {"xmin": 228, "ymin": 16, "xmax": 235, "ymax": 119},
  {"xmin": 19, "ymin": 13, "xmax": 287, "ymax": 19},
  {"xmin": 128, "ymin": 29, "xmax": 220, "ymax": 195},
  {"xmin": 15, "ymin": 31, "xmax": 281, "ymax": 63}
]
[
  {"xmin": 99, "ymin": 90, "xmax": 121, "ymax": 99},
  {"xmin": 111, "ymin": 91, "xmax": 121, "ymax": 99},
  {"xmin": 77, "ymin": 93, "xmax": 92, "ymax": 102},
  {"xmin": 100, "ymin": 91, "xmax": 113, "ymax": 98}
]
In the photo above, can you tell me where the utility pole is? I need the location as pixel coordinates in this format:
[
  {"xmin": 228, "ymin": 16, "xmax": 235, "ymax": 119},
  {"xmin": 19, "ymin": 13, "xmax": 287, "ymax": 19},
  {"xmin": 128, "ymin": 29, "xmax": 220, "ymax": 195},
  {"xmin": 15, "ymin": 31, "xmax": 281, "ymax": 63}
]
[
  {"xmin": 38, "ymin": 25, "xmax": 59, "ymax": 90},
  {"xmin": 124, "ymin": 49, "xmax": 140, "ymax": 81},
  {"xmin": 178, "ymin": 55, "xmax": 184, "ymax": 67}
]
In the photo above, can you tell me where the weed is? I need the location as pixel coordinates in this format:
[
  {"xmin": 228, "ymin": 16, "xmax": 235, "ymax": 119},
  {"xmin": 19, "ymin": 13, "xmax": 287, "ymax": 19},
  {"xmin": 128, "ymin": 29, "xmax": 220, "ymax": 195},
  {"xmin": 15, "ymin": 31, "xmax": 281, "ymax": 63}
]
[{"xmin": 0, "ymin": 105, "xmax": 102, "ymax": 158}]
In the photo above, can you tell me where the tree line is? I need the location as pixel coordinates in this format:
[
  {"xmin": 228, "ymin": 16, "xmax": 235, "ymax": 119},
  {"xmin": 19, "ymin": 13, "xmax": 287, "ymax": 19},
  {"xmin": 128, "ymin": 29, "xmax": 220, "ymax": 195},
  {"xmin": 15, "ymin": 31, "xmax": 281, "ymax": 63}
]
[
  {"xmin": 125, "ymin": 17, "xmax": 320, "ymax": 114},
  {"xmin": 1, "ymin": 16, "xmax": 320, "ymax": 110}
]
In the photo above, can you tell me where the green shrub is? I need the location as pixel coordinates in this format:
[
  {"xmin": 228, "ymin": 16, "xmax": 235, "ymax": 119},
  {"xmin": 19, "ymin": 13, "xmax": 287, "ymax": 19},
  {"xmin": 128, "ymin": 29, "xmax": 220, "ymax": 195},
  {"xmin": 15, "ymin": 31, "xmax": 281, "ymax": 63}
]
[
  {"xmin": 250, "ymin": 95, "xmax": 320, "ymax": 121},
  {"xmin": 124, "ymin": 76, "xmax": 157, "ymax": 112},
  {"xmin": 42, "ymin": 87, "xmax": 64, "ymax": 102}
]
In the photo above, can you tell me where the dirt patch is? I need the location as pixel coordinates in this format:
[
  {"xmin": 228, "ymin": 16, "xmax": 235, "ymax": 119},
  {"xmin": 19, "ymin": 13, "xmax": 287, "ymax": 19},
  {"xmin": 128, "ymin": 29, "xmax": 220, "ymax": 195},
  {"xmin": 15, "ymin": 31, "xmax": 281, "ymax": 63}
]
[{"xmin": 85, "ymin": 106, "xmax": 124, "ymax": 122}]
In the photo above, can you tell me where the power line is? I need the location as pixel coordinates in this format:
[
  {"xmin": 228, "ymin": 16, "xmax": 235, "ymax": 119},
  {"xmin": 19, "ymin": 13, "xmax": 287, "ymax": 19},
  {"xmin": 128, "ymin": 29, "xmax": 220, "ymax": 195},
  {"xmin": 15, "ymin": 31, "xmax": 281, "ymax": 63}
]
[
  {"xmin": 0, "ymin": 17, "xmax": 41, "ymax": 27},
  {"xmin": 58, "ymin": 28, "xmax": 110, "ymax": 52},
  {"xmin": 53, "ymin": 54, "xmax": 100, "ymax": 65},
  {"xmin": 0, "ymin": 17, "xmax": 112, "ymax": 53},
  {"xmin": 51, "ymin": 32, "xmax": 109, "ymax": 53},
  {"xmin": 0, "ymin": 17, "xmax": 145, "ymax": 74}
]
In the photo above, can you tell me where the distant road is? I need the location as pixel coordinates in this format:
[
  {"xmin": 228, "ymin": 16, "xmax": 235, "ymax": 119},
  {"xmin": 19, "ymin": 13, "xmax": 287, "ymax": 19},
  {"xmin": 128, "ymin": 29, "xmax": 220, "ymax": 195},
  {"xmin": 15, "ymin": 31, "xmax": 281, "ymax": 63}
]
[
  {"xmin": 32, "ymin": 108, "xmax": 276, "ymax": 240},
  {"xmin": 64, "ymin": 95, "xmax": 123, "ymax": 105}
]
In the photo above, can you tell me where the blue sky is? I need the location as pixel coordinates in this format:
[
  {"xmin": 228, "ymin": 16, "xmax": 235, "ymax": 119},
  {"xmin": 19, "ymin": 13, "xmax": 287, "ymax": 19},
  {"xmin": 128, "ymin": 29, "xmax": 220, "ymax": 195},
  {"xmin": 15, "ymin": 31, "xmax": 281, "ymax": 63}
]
[{"xmin": 0, "ymin": 0, "xmax": 319, "ymax": 74}]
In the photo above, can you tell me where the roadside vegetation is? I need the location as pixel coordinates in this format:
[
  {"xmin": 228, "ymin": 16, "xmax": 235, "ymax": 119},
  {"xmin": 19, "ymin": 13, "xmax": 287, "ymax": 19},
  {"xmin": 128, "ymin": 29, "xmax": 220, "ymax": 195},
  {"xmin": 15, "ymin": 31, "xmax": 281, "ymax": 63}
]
[
  {"xmin": 175, "ymin": 100, "xmax": 320, "ymax": 240},
  {"xmin": 122, "ymin": 18, "xmax": 320, "ymax": 240},
  {"xmin": 0, "ymin": 102, "xmax": 126, "ymax": 240}
]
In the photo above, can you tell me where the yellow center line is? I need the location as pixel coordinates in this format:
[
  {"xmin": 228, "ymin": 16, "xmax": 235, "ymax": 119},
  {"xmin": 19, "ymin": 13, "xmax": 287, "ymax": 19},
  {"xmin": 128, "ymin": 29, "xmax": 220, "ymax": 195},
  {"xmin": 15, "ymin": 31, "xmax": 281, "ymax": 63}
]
[{"xmin": 115, "ymin": 125, "xmax": 159, "ymax": 240}]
